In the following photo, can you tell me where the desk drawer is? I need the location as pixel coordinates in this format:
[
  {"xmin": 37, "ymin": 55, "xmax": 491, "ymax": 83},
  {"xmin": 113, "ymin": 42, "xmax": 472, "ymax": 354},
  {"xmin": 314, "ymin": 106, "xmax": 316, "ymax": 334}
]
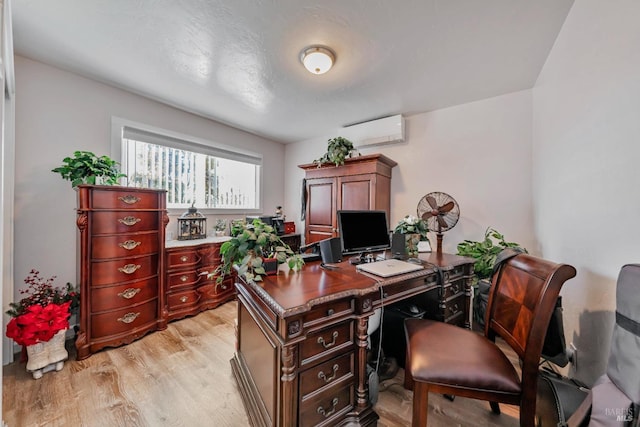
[
  {"xmin": 376, "ymin": 276, "xmax": 436, "ymax": 305},
  {"xmin": 301, "ymin": 321, "xmax": 353, "ymax": 365},
  {"xmin": 303, "ymin": 299, "xmax": 354, "ymax": 327},
  {"xmin": 442, "ymin": 279, "xmax": 465, "ymax": 300},
  {"xmin": 444, "ymin": 294, "xmax": 466, "ymax": 321},
  {"xmin": 299, "ymin": 383, "xmax": 353, "ymax": 427},
  {"xmin": 443, "ymin": 264, "xmax": 469, "ymax": 282},
  {"xmin": 299, "ymin": 352, "xmax": 354, "ymax": 398}
]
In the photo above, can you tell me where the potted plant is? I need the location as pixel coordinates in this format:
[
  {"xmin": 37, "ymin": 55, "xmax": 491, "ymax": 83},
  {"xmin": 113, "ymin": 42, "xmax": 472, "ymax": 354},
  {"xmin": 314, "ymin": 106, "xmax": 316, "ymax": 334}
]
[
  {"xmin": 456, "ymin": 227, "xmax": 526, "ymax": 326},
  {"xmin": 314, "ymin": 136, "xmax": 357, "ymax": 167},
  {"xmin": 393, "ymin": 215, "xmax": 429, "ymax": 258},
  {"xmin": 5, "ymin": 270, "xmax": 80, "ymax": 379},
  {"xmin": 52, "ymin": 150, "xmax": 127, "ymax": 187},
  {"xmin": 214, "ymin": 219, "xmax": 228, "ymax": 236},
  {"xmin": 214, "ymin": 219, "xmax": 304, "ymax": 283}
]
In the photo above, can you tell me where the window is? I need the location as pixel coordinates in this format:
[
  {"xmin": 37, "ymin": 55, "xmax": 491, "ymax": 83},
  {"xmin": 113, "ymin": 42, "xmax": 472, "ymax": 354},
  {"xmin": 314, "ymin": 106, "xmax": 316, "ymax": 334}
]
[{"xmin": 114, "ymin": 121, "xmax": 262, "ymax": 210}]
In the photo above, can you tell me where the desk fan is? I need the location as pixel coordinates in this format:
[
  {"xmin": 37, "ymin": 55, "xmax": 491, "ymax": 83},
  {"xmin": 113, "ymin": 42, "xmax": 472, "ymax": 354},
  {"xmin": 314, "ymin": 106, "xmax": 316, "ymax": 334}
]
[{"xmin": 417, "ymin": 192, "xmax": 460, "ymax": 254}]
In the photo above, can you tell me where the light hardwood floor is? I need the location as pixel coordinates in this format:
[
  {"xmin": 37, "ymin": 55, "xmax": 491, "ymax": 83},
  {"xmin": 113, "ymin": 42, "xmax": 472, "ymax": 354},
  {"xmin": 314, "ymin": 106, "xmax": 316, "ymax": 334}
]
[{"xmin": 3, "ymin": 301, "xmax": 519, "ymax": 426}]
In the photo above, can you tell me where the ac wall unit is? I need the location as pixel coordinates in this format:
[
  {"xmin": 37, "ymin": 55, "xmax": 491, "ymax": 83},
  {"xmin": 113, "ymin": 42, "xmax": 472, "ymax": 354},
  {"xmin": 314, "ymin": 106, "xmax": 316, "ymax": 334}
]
[{"xmin": 342, "ymin": 114, "xmax": 405, "ymax": 148}]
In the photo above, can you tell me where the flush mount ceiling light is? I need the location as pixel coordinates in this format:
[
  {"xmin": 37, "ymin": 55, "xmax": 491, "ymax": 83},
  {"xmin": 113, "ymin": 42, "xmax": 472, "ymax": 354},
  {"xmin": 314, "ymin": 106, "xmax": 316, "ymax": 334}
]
[{"xmin": 300, "ymin": 46, "xmax": 335, "ymax": 75}]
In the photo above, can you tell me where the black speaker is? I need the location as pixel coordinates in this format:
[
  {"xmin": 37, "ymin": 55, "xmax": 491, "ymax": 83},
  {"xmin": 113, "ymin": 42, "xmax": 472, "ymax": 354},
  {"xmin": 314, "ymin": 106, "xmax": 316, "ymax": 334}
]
[
  {"xmin": 320, "ymin": 237, "xmax": 343, "ymax": 264},
  {"xmin": 391, "ymin": 233, "xmax": 406, "ymax": 259}
]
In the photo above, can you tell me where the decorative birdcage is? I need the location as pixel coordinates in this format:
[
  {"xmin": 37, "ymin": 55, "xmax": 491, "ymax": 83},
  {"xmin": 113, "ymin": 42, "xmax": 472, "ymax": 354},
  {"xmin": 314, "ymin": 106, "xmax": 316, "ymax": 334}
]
[{"xmin": 177, "ymin": 204, "xmax": 206, "ymax": 240}]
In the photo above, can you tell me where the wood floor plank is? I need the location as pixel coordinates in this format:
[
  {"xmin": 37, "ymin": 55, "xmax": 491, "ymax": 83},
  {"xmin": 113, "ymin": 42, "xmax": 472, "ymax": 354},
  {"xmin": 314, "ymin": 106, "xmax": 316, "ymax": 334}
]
[{"xmin": 3, "ymin": 301, "xmax": 520, "ymax": 426}]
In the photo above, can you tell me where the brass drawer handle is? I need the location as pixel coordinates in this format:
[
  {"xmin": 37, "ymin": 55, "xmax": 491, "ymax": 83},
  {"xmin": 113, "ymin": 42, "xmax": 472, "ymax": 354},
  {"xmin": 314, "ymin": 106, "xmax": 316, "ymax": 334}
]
[
  {"xmin": 317, "ymin": 398, "xmax": 338, "ymax": 419},
  {"xmin": 118, "ymin": 264, "xmax": 141, "ymax": 274},
  {"xmin": 180, "ymin": 255, "xmax": 189, "ymax": 262},
  {"xmin": 180, "ymin": 296, "xmax": 188, "ymax": 303},
  {"xmin": 117, "ymin": 288, "xmax": 141, "ymax": 299},
  {"xmin": 118, "ymin": 195, "xmax": 141, "ymax": 204},
  {"xmin": 449, "ymin": 303, "xmax": 460, "ymax": 314},
  {"xmin": 327, "ymin": 308, "xmax": 335, "ymax": 316},
  {"xmin": 119, "ymin": 240, "xmax": 141, "ymax": 250},
  {"xmin": 180, "ymin": 275, "xmax": 189, "ymax": 282},
  {"xmin": 117, "ymin": 312, "xmax": 140, "ymax": 324},
  {"xmin": 118, "ymin": 216, "xmax": 141, "ymax": 226},
  {"xmin": 317, "ymin": 364, "xmax": 339, "ymax": 383},
  {"xmin": 317, "ymin": 331, "xmax": 339, "ymax": 349}
]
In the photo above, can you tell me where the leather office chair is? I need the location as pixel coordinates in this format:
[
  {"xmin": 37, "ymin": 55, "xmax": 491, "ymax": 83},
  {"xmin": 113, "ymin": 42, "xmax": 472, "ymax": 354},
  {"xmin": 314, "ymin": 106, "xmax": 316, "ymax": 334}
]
[{"xmin": 404, "ymin": 253, "xmax": 576, "ymax": 427}]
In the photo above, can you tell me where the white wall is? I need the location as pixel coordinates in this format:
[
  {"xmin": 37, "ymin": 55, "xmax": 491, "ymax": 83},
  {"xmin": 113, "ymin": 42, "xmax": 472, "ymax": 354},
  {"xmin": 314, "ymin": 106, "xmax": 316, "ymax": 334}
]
[
  {"xmin": 532, "ymin": 0, "xmax": 640, "ymax": 385},
  {"xmin": 285, "ymin": 90, "xmax": 536, "ymax": 255},
  {"xmin": 12, "ymin": 56, "xmax": 284, "ymax": 355}
]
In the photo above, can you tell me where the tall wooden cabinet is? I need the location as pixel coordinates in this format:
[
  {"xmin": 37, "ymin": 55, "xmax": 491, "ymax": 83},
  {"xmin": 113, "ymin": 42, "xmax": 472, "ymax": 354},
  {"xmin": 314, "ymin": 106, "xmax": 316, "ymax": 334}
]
[
  {"xmin": 76, "ymin": 185, "xmax": 168, "ymax": 360},
  {"xmin": 298, "ymin": 154, "xmax": 397, "ymax": 244}
]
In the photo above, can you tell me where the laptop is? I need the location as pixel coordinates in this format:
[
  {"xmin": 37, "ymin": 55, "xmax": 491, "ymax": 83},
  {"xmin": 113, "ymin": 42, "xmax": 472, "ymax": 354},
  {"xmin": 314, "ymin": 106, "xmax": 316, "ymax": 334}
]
[{"xmin": 356, "ymin": 258, "xmax": 424, "ymax": 278}]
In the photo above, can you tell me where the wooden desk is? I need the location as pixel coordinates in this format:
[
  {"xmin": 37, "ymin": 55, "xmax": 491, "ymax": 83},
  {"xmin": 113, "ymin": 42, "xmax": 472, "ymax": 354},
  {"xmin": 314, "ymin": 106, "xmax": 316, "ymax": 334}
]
[{"xmin": 230, "ymin": 254, "xmax": 472, "ymax": 426}]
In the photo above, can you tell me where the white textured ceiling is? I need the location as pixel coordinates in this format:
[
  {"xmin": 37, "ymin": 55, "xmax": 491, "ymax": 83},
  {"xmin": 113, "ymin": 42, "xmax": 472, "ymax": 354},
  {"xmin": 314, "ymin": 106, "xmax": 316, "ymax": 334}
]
[{"xmin": 12, "ymin": 0, "xmax": 574, "ymax": 143}]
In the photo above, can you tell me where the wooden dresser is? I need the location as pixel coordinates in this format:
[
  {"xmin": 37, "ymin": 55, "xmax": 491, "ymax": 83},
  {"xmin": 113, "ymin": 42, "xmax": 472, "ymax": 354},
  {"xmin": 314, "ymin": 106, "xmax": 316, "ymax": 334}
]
[
  {"xmin": 75, "ymin": 185, "xmax": 168, "ymax": 360},
  {"xmin": 165, "ymin": 237, "xmax": 235, "ymax": 321},
  {"xmin": 299, "ymin": 154, "xmax": 397, "ymax": 244}
]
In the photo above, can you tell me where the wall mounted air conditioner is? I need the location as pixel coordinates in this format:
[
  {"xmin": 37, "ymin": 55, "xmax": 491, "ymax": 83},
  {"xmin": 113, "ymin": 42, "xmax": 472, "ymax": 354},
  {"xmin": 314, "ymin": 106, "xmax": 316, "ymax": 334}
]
[{"xmin": 342, "ymin": 114, "xmax": 405, "ymax": 148}]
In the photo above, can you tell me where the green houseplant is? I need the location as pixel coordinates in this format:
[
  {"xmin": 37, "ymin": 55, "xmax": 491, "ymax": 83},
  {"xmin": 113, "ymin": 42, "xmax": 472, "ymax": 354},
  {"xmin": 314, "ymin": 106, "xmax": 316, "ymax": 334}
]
[
  {"xmin": 393, "ymin": 215, "xmax": 429, "ymax": 257},
  {"xmin": 52, "ymin": 151, "xmax": 127, "ymax": 188},
  {"xmin": 456, "ymin": 227, "xmax": 526, "ymax": 326},
  {"xmin": 456, "ymin": 227, "xmax": 526, "ymax": 283},
  {"xmin": 314, "ymin": 136, "xmax": 357, "ymax": 167},
  {"xmin": 214, "ymin": 219, "xmax": 304, "ymax": 283}
]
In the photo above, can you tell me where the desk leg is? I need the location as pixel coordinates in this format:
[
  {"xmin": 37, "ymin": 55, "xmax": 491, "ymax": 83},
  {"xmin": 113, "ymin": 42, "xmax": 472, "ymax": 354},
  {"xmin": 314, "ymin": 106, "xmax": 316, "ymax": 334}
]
[
  {"xmin": 280, "ymin": 345, "xmax": 297, "ymax": 426},
  {"xmin": 355, "ymin": 317, "xmax": 369, "ymax": 410}
]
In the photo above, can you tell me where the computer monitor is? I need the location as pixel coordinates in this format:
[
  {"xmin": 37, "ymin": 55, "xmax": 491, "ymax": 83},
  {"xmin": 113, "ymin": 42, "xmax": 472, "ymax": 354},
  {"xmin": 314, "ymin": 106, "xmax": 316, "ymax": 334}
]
[{"xmin": 337, "ymin": 210, "xmax": 391, "ymax": 255}]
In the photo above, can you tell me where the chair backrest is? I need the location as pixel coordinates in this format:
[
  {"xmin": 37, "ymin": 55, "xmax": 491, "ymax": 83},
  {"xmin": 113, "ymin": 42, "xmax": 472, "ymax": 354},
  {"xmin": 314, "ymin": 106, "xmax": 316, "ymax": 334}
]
[
  {"xmin": 607, "ymin": 263, "xmax": 640, "ymax": 405},
  {"xmin": 485, "ymin": 254, "xmax": 576, "ymax": 389}
]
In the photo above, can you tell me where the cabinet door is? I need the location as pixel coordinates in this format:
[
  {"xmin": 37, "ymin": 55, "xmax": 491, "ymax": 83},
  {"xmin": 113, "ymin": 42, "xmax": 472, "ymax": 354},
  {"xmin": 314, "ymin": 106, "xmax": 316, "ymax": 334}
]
[
  {"xmin": 338, "ymin": 174, "xmax": 376, "ymax": 211},
  {"xmin": 306, "ymin": 178, "xmax": 337, "ymax": 244}
]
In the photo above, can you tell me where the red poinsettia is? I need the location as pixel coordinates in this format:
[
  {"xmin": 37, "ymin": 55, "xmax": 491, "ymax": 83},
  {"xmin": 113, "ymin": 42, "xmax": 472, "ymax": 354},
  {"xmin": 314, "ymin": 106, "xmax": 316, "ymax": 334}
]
[{"xmin": 5, "ymin": 270, "xmax": 78, "ymax": 347}]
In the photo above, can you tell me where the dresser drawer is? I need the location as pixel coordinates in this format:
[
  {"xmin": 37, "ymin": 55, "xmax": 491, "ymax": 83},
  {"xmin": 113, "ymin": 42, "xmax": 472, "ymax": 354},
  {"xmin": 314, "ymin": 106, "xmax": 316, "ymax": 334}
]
[
  {"xmin": 91, "ymin": 190, "xmax": 161, "ymax": 210},
  {"xmin": 91, "ymin": 233, "xmax": 159, "ymax": 259},
  {"xmin": 167, "ymin": 270, "xmax": 199, "ymax": 289},
  {"xmin": 91, "ymin": 255, "xmax": 158, "ymax": 286},
  {"xmin": 167, "ymin": 290, "xmax": 201, "ymax": 311},
  {"xmin": 300, "ymin": 352, "xmax": 354, "ymax": 398},
  {"xmin": 91, "ymin": 279, "xmax": 158, "ymax": 312},
  {"xmin": 299, "ymin": 383, "xmax": 353, "ymax": 427},
  {"xmin": 167, "ymin": 250, "xmax": 200, "ymax": 268},
  {"xmin": 90, "ymin": 299, "xmax": 158, "ymax": 338},
  {"xmin": 300, "ymin": 321, "xmax": 354, "ymax": 366},
  {"xmin": 92, "ymin": 211, "xmax": 160, "ymax": 234},
  {"xmin": 196, "ymin": 245, "xmax": 221, "ymax": 265}
]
